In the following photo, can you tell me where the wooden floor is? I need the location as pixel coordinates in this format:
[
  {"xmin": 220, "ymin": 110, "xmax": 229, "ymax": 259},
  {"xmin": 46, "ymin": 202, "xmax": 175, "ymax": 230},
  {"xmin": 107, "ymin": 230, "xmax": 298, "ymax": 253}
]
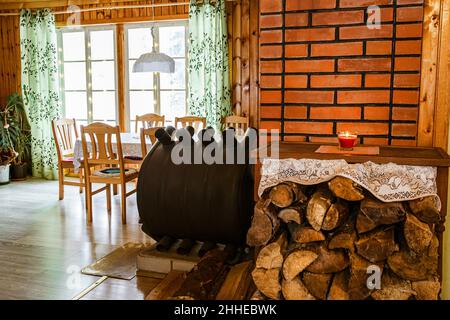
[{"xmin": 0, "ymin": 178, "xmax": 161, "ymax": 300}]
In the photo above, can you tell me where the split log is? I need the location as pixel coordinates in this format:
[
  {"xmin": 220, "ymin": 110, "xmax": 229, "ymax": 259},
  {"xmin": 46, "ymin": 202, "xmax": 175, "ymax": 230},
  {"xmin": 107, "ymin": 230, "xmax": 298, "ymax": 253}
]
[
  {"xmin": 172, "ymin": 249, "xmax": 230, "ymax": 300},
  {"xmin": 412, "ymin": 278, "xmax": 440, "ymax": 300},
  {"xmin": 305, "ymin": 243, "xmax": 349, "ymax": 274},
  {"xmin": 307, "ymin": 187, "xmax": 334, "ymax": 231},
  {"xmin": 348, "ymin": 253, "xmax": 383, "ymax": 300},
  {"xmin": 250, "ymin": 290, "xmax": 266, "ymax": 300},
  {"xmin": 355, "ymin": 228, "xmax": 399, "ymax": 263},
  {"xmin": 428, "ymin": 235, "xmax": 439, "ymax": 258},
  {"xmin": 387, "ymin": 249, "xmax": 438, "ymax": 281},
  {"xmin": 282, "ymin": 250, "xmax": 318, "ymax": 281},
  {"xmin": 328, "ymin": 177, "xmax": 365, "ymax": 201},
  {"xmin": 302, "ymin": 272, "xmax": 333, "ymax": 300},
  {"xmin": 255, "ymin": 232, "xmax": 287, "ymax": 269},
  {"xmin": 251, "ymin": 268, "xmax": 281, "ymax": 300},
  {"xmin": 216, "ymin": 261, "xmax": 253, "ymax": 300},
  {"xmin": 357, "ymin": 198, "xmax": 406, "ymax": 233},
  {"xmin": 281, "ymin": 277, "xmax": 315, "ymax": 300},
  {"xmin": 290, "ymin": 225, "xmax": 325, "ymax": 244},
  {"xmin": 371, "ymin": 271, "xmax": 414, "ymax": 300},
  {"xmin": 247, "ymin": 198, "xmax": 279, "ymax": 247},
  {"xmin": 146, "ymin": 270, "xmax": 186, "ymax": 300},
  {"xmin": 404, "ymin": 213, "xmax": 433, "ymax": 253},
  {"xmin": 409, "ymin": 196, "xmax": 441, "ymax": 224},
  {"xmin": 329, "ymin": 231, "xmax": 356, "ymax": 252},
  {"xmin": 322, "ymin": 200, "xmax": 349, "ymax": 231},
  {"xmin": 269, "ymin": 182, "xmax": 307, "ymax": 208},
  {"xmin": 278, "ymin": 206, "xmax": 303, "ymax": 224},
  {"xmin": 328, "ymin": 270, "xmax": 350, "ymax": 300}
]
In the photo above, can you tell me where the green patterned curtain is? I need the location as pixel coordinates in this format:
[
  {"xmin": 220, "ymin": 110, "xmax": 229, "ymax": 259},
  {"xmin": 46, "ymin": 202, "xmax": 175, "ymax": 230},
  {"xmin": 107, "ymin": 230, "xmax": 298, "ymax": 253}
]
[
  {"xmin": 20, "ymin": 9, "xmax": 61, "ymax": 180},
  {"xmin": 188, "ymin": 0, "xmax": 231, "ymax": 130}
]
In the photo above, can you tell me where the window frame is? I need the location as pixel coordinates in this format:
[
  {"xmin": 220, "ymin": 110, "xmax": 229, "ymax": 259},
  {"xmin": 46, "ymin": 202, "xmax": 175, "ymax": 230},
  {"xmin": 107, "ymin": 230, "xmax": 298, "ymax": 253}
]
[
  {"xmin": 57, "ymin": 25, "xmax": 119, "ymax": 126},
  {"xmin": 125, "ymin": 20, "xmax": 189, "ymax": 131}
]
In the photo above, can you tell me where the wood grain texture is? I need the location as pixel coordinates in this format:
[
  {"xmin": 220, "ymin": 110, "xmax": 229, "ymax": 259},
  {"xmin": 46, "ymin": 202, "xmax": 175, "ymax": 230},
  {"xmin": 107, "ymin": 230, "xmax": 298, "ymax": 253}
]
[{"xmin": 418, "ymin": 0, "xmax": 441, "ymax": 147}]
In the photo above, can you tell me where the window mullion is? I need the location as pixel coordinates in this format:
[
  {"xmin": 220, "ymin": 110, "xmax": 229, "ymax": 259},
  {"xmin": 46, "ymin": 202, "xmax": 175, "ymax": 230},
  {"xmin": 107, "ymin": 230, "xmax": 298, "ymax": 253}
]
[
  {"xmin": 85, "ymin": 29, "xmax": 93, "ymax": 123},
  {"xmin": 154, "ymin": 26, "xmax": 161, "ymax": 115},
  {"xmin": 57, "ymin": 31, "xmax": 67, "ymax": 118}
]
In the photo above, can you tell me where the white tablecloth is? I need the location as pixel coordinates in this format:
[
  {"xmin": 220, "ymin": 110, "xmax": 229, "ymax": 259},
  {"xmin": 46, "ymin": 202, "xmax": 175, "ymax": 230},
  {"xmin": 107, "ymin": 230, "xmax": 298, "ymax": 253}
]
[{"xmin": 73, "ymin": 132, "xmax": 151, "ymax": 171}]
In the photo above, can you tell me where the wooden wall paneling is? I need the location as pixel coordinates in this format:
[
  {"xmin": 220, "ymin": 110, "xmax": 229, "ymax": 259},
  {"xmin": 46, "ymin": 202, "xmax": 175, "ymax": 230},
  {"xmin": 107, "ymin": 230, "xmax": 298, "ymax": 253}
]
[
  {"xmin": 240, "ymin": 0, "xmax": 250, "ymax": 118},
  {"xmin": 248, "ymin": 0, "xmax": 259, "ymax": 128},
  {"xmin": 232, "ymin": 0, "xmax": 242, "ymax": 116},
  {"xmin": 0, "ymin": 0, "xmax": 163, "ymax": 10},
  {"xmin": 418, "ymin": 0, "xmax": 442, "ymax": 147},
  {"xmin": 433, "ymin": 0, "xmax": 450, "ymax": 151},
  {"xmin": 116, "ymin": 23, "xmax": 126, "ymax": 132},
  {"xmin": 226, "ymin": 0, "xmax": 233, "ymax": 98}
]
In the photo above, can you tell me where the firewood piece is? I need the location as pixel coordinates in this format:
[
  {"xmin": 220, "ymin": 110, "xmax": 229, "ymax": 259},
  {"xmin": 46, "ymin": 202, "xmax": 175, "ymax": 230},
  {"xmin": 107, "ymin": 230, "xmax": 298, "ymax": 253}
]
[
  {"xmin": 357, "ymin": 198, "xmax": 406, "ymax": 233},
  {"xmin": 247, "ymin": 199, "xmax": 279, "ymax": 247},
  {"xmin": 251, "ymin": 268, "xmax": 281, "ymax": 300},
  {"xmin": 307, "ymin": 187, "xmax": 334, "ymax": 231},
  {"xmin": 328, "ymin": 270, "xmax": 350, "ymax": 300},
  {"xmin": 250, "ymin": 290, "xmax": 266, "ymax": 300},
  {"xmin": 322, "ymin": 200, "xmax": 349, "ymax": 231},
  {"xmin": 328, "ymin": 231, "xmax": 356, "ymax": 252},
  {"xmin": 371, "ymin": 271, "xmax": 414, "ymax": 300},
  {"xmin": 328, "ymin": 177, "xmax": 365, "ymax": 201},
  {"xmin": 291, "ymin": 225, "xmax": 326, "ymax": 244},
  {"xmin": 282, "ymin": 250, "xmax": 318, "ymax": 281},
  {"xmin": 305, "ymin": 243, "xmax": 349, "ymax": 274},
  {"xmin": 409, "ymin": 196, "xmax": 441, "ymax": 224},
  {"xmin": 255, "ymin": 232, "xmax": 287, "ymax": 270},
  {"xmin": 355, "ymin": 228, "xmax": 399, "ymax": 263},
  {"xmin": 348, "ymin": 253, "xmax": 383, "ymax": 300},
  {"xmin": 281, "ymin": 277, "xmax": 315, "ymax": 300},
  {"xmin": 172, "ymin": 249, "xmax": 230, "ymax": 300},
  {"xmin": 387, "ymin": 249, "xmax": 438, "ymax": 281},
  {"xmin": 302, "ymin": 272, "xmax": 333, "ymax": 300},
  {"xmin": 412, "ymin": 279, "xmax": 440, "ymax": 300},
  {"xmin": 428, "ymin": 235, "xmax": 439, "ymax": 258},
  {"xmin": 404, "ymin": 213, "xmax": 433, "ymax": 254},
  {"xmin": 216, "ymin": 261, "xmax": 253, "ymax": 300},
  {"xmin": 269, "ymin": 182, "xmax": 307, "ymax": 208},
  {"xmin": 145, "ymin": 270, "xmax": 186, "ymax": 300},
  {"xmin": 278, "ymin": 206, "xmax": 303, "ymax": 224}
]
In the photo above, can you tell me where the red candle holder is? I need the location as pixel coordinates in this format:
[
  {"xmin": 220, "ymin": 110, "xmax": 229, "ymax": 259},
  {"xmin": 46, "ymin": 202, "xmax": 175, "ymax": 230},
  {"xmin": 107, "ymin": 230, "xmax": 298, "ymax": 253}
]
[{"xmin": 338, "ymin": 131, "xmax": 358, "ymax": 151}]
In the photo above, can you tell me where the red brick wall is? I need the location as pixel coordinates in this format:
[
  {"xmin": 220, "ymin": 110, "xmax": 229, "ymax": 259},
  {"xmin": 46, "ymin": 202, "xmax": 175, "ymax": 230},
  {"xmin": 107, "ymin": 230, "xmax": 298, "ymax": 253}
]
[{"xmin": 259, "ymin": 0, "xmax": 424, "ymax": 145}]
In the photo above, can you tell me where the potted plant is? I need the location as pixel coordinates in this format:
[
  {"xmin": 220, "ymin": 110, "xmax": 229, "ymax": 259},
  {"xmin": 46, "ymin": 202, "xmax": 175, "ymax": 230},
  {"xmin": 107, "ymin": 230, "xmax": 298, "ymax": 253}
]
[
  {"xmin": 0, "ymin": 120, "xmax": 18, "ymax": 185},
  {"xmin": 2, "ymin": 94, "xmax": 31, "ymax": 180}
]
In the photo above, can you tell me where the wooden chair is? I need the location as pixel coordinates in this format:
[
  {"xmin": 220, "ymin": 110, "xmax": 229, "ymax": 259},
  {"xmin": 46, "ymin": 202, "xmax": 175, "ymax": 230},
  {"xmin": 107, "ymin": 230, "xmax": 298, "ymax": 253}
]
[
  {"xmin": 52, "ymin": 118, "xmax": 84, "ymax": 200},
  {"xmin": 135, "ymin": 113, "xmax": 165, "ymax": 133},
  {"xmin": 223, "ymin": 115, "xmax": 249, "ymax": 134},
  {"xmin": 81, "ymin": 122, "xmax": 139, "ymax": 224},
  {"xmin": 140, "ymin": 127, "xmax": 163, "ymax": 157},
  {"xmin": 175, "ymin": 116, "xmax": 206, "ymax": 133}
]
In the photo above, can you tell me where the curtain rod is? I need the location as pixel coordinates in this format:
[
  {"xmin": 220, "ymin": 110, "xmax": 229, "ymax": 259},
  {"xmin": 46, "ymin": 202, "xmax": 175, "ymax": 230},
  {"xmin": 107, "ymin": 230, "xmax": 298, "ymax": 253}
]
[{"xmin": 0, "ymin": 0, "xmax": 237, "ymax": 17}]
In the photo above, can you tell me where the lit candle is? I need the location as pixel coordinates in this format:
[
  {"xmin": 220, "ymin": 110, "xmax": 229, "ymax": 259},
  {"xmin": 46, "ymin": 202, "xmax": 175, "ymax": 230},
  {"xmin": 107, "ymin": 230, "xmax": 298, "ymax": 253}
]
[{"xmin": 338, "ymin": 131, "xmax": 358, "ymax": 150}]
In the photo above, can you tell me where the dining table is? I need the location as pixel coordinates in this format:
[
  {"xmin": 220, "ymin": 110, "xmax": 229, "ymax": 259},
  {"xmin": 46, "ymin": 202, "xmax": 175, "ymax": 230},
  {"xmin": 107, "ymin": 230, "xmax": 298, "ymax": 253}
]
[{"xmin": 72, "ymin": 132, "xmax": 152, "ymax": 172}]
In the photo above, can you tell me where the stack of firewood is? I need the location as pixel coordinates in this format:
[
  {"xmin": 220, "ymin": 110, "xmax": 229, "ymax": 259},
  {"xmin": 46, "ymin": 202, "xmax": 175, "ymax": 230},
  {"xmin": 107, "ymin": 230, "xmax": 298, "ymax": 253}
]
[{"xmin": 247, "ymin": 177, "xmax": 441, "ymax": 300}]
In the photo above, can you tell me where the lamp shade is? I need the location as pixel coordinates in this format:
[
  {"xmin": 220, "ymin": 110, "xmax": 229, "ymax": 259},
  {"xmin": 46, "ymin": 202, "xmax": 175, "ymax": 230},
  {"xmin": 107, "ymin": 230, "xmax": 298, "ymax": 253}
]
[{"xmin": 132, "ymin": 49, "xmax": 175, "ymax": 73}]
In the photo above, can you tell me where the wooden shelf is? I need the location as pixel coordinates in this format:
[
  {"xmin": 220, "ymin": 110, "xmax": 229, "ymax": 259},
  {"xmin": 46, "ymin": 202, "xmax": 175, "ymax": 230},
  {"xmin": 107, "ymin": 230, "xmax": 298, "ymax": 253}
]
[{"xmin": 254, "ymin": 142, "xmax": 450, "ymax": 167}]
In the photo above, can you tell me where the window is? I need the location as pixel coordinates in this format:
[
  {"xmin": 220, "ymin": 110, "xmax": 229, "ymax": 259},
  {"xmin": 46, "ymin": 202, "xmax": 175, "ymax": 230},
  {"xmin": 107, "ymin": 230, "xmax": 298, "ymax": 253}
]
[
  {"xmin": 126, "ymin": 21, "xmax": 188, "ymax": 130},
  {"xmin": 58, "ymin": 26, "xmax": 117, "ymax": 129}
]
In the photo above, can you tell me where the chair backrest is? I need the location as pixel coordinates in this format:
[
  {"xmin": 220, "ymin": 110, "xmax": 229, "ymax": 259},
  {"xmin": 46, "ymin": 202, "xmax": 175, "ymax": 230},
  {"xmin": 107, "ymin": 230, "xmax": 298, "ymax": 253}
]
[
  {"xmin": 175, "ymin": 116, "xmax": 206, "ymax": 132},
  {"xmin": 81, "ymin": 123, "xmax": 125, "ymax": 173},
  {"xmin": 52, "ymin": 118, "xmax": 78, "ymax": 160},
  {"xmin": 140, "ymin": 127, "xmax": 163, "ymax": 156},
  {"xmin": 223, "ymin": 115, "xmax": 249, "ymax": 133},
  {"xmin": 135, "ymin": 113, "xmax": 165, "ymax": 133}
]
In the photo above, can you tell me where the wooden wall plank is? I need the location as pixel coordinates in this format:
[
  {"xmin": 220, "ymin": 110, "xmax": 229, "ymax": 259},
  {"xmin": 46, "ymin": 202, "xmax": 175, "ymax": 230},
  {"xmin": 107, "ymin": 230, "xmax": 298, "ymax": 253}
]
[
  {"xmin": 248, "ymin": 0, "xmax": 259, "ymax": 128},
  {"xmin": 418, "ymin": 0, "xmax": 441, "ymax": 147},
  {"xmin": 232, "ymin": 0, "xmax": 242, "ymax": 116},
  {"xmin": 116, "ymin": 23, "xmax": 126, "ymax": 132},
  {"xmin": 433, "ymin": 0, "xmax": 450, "ymax": 151}
]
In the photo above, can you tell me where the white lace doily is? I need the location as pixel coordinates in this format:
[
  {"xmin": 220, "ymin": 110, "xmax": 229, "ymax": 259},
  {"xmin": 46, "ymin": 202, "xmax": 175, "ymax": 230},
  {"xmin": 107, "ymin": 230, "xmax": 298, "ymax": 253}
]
[{"xmin": 259, "ymin": 158, "xmax": 441, "ymax": 209}]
